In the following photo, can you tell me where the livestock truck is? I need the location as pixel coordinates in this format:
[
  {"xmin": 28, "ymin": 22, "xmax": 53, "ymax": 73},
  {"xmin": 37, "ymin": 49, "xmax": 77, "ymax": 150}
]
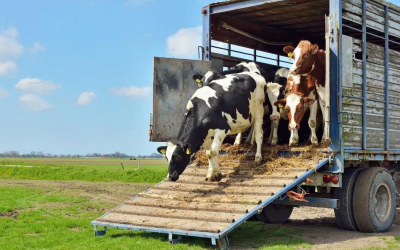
[{"xmin": 92, "ymin": 0, "xmax": 400, "ymax": 248}]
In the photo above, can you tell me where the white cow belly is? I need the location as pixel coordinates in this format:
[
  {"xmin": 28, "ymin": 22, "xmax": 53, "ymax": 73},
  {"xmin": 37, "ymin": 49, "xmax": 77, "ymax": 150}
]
[{"xmin": 222, "ymin": 110, "xmax": 251, "ymax": 135}]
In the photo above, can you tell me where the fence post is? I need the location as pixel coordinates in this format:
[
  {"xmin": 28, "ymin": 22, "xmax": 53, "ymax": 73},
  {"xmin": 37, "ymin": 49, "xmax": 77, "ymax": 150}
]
[{"xmin": 138, "ymin": 159, "xmax": 140, "ymax": 170}]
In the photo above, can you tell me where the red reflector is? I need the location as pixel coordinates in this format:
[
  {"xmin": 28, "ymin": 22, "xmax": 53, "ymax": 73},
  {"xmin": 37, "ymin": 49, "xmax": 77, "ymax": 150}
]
[
  {"xmin": 331, "ymin": 175, "xmax": 339, "ymax": 184},
  {"xmin": 202, "ymin": 9, "xmax": 207, "ymax": 14},
  {"xmin": 323, "ymin": 175, "xmax": 332, "ymax": 183}
]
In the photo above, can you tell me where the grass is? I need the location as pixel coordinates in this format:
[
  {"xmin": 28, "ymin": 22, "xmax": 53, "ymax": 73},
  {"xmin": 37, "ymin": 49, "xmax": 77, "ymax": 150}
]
[
  {"xmin": 0, "ymin": 186, "xmax": 308, "ymax": 250},
  {"xmin": 0, "ymin": 158, "xmax": 168, "ymax": 183}
]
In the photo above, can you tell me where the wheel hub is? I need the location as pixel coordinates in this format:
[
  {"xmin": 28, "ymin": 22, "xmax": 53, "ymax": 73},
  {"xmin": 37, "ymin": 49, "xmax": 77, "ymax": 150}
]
[{"xmin": 374, "ymin": 183, "xmax": 392, "ymax": 222}]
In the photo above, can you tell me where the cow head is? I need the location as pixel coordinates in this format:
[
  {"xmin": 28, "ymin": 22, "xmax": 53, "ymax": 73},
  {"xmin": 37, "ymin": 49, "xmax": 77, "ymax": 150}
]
[
  {"xmin": 192, "ymin": 71, "xmax": 224, "ymax": 87},
  {"xmin": 283, "ymin": 40, "xmax": 319, "ymax": 75},
  {"xmin": 274, "ymin": 93, "xmax": 314, "ymax": 130},
  {"xmin": 157, "ymin": 142, "xmax": 192, "ymax": 182},
  {"xmin": 274, "ymin": 68, "xmax": 290, "ymax": 99}
]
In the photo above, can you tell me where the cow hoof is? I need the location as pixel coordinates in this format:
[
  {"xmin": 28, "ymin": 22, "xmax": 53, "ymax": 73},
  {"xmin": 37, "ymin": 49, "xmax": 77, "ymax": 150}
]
[
  {"xmin": 206, "ymin": 172, "xmax": 222, "ymax": 182},
  {"xmin": 271, "ymin": 138, "xmax": 278, "ymax": 146},
  {"xmin": 289, "ymin": 140, "xmax": 298, "ymax": 146},
  {"xmin": 255, "ymin": 155, "xmax": 262, "ymax": 163},
  {"xmin": 233, "ymin": 141, "xmax": 241, "ymax": 146},
  {"xmin": 311, "ymin": 137, "xmax": 318, "ymax": 145}
]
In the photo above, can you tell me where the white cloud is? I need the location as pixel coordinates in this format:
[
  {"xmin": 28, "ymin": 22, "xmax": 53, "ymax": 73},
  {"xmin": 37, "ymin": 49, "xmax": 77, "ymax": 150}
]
[
  {"xmin": 124, "ymin": 0, "xmax": 152, "ymax": 7},
  {"xmin": 0, "ymin": 88, "xmax": 8, "ymax": 98},
  {"xmin": 28, "ymin": 42, "xmax": 45, "ymax": 52},
  {"xmin": 15, "ymin": 78, "xmax": 62, "ymax": 94},
  {"xmin": 110, "ymin": 86, "xmax": 151, "ymax": 99},
  {"xmin": 167, "ymin": 26, "xmax": 202, "ymax": 58},
  {"xmin": 0, "ymin": 27, "xmax": 24, "ymax": 76},
  {"xmin": 19, "ymin": 94, "xmax": 53, "ymax": 111},
  {"xmin": 77, "ymin": 92, "xmax": 96, "ymax": 105},
  {"xmin": 0, "ymin": 61, "xmax": 17, "ymax": 76}
]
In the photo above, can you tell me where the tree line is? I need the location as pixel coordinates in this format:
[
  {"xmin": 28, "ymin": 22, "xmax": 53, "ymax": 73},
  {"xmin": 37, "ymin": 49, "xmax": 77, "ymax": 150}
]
[{"xmin": 0, "ymin": 151, "xmax": 164, "ymax": 159}]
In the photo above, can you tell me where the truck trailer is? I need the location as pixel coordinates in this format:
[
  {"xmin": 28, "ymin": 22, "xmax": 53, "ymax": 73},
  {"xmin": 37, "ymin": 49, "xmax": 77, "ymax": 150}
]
[{"xmin": 92, "ymin": 0, "xmax": 400, "ymax": 248}]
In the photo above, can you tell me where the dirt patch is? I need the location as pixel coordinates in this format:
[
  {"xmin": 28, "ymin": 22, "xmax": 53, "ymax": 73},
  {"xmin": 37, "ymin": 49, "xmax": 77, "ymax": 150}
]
[
  {"xmin": 290, "ymin": 207, "xmax": 400, "ymax": 250},
  {"xmin": 0, "ymin": 179, "xmax": 151, "ymax": 208},
  {"xmin": 0, "ymin": 211, "xmax": 18, "ymax": 219}
]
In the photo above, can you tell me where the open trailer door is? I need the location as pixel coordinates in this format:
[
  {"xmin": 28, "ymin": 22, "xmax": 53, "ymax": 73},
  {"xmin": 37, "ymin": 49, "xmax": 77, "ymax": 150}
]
[{"xmin": 151, "ymin": 57, "xmax": 223, "ymax": 142}]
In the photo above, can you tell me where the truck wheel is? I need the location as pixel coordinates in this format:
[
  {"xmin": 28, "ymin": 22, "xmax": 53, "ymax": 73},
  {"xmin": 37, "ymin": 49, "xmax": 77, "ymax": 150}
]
[
  {"xmin": 353, "ymin": 167, "xmax": 396, "ymax": 232},
  {"xmin": 333, "ymin": 167, "xmax": 363, "ymax": 231},
  {"xmin": 256, "ymin": 204, "xmax": 293, "ymax": 223}
]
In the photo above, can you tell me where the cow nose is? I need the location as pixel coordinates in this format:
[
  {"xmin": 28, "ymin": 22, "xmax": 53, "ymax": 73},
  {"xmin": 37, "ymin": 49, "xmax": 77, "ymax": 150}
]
[
  {"xmin": 289, "ymin": 125, "xmax": 298, "ymax": 130},
  {"xmin": 169, "ymin": 175, "xmax": 179, "ymax": 182}
]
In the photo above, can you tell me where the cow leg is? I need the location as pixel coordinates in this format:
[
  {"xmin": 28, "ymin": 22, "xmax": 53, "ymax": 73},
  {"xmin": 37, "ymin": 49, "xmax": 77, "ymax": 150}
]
[
  {"xmin": 234, "ymin": 133, "xmax": 241, "ymax": 146},
  {"xmin": 319, "ymin": 99, "xmax": 328, "ymax": 142},
  {"xmin": 206, "ymin": 130, "xmax": 226, "ymax": 182},
  {"xmin": 244, "ymin": 124, "xmax": 255, "ymax": 144},
  {"xmin": 268, "ymin": 119, "xmax": 279, "ymax": 146},
  {"xmin": 309, "ymin": 101, "xmax": 319, "ymax": 145},
  {"xmin": 253, "ymin": 102, "xmax": 264, "ymax": 163},
  {"xmin": 289, "ymin": 130, "xmax": 299, "ymax": 146}
]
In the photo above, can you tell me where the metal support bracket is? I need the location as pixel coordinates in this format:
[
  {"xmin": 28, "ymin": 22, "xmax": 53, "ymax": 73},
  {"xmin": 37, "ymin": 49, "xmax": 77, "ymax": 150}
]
[
  {"xmin": 169, "ymin": 233, "xmax": 182, "ymax": 244},
  {"xmin": 94, "ymin": 225, "xmax": 107, "ymax": 237},
  {"xmin": 217, "ymin": 235, "xmax": 230, "ymax": 249}
]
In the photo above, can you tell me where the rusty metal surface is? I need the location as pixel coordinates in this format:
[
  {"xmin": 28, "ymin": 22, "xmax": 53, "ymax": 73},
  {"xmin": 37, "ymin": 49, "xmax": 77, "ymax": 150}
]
[{"xmin": 152, "ymin": 57, "xmax": 223, "ymax": 142}]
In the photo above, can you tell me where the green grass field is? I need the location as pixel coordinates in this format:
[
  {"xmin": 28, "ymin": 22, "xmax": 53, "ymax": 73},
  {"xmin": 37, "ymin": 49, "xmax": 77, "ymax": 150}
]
[
  {"xmin": 0, "ymin": 158, "xmax": 168, "ymax": 183},
  {"xmin": 0, "ymin": 185, "xmax": 310, "ymax": 250},
  {"xmin": 0, "ymin": 158, "xmax": 313, "ymax": 249}
]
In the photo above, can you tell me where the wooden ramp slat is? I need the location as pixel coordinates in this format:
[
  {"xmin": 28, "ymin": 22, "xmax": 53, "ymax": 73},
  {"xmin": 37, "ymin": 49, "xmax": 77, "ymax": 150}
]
[
  {"xmin": 154, "ymin": 182, "xmax": 281, "ymax": 195},
  {"xmin": 182, "ymin": 167, "xmax": 310, "ymax": 177},
  {"xmin": 138, "ymin": 190, "xmax": 267, "ymax": 205},
  {"xmin": 125, "ymin": 197, "xmax": 253, "ymax": 213},
  {"xmin": 176, "ymin": 175, "xmax": 297, "ymax": 187},
  {"xmin": 97, "ymin": 213, "xmax": 231, "ymax": 233},
  {"xmin": 112, "ymin": 205, "xmax": 244, "ymax": 223}
]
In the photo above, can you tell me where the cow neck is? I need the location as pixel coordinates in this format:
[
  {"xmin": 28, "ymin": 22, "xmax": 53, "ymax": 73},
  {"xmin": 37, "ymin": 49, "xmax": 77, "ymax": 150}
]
[
  {"xmin": 309, "ymin": 50, "xmax": 326, "ymax": 87},
  {"xmin": 176, "ymin": 121, "xmax": 206, "ymax": 155},
  {"xmin": 286, "ymin": 74, "xmax": 310, "ymax": 96}
]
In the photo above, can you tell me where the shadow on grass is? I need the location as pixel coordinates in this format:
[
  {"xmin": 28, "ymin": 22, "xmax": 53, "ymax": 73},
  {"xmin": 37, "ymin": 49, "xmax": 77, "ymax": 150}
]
[{"xmin": 106, "ymin": 221, "xmax": 307, "ymax": 250}]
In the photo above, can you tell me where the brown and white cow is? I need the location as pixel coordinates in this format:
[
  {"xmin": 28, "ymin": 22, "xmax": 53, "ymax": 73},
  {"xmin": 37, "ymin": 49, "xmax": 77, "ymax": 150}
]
[
  {"xmin": 274, "ymin": 72, "xmax": 318, "ymax": 146},
  {"xmin": 282, "ymin": 40, "xmax": 328, "ymax": 142}
]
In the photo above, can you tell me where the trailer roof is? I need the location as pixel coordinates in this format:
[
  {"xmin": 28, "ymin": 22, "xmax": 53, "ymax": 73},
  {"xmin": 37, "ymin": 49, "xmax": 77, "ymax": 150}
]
[{"xmin": 208, "ymin": 0, "xmax": 400, "ymax": 14}]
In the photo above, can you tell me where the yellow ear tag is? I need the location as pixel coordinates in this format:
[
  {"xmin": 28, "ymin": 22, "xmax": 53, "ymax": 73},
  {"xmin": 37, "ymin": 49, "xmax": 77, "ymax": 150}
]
[
  {"xmin": 288, "ymin": 52, "xmax": 293, "ymax": 62},
  {"xmin": 186, "ymin": 148, "xmax": 191, "ymax": 155},
  {"xmin": 195, "ymin": 79, "xmax": 201, "ymax": 83},
  {"xmin": 278, "ymin": 103, "xmax": 284, "ymax": 113},
  {"xmin": 160, "ymin": 149, "xmax": 166, "ymax": 155}
]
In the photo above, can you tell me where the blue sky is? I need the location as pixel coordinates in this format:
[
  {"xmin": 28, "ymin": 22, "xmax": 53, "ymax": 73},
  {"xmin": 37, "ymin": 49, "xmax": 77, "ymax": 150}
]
[
  {"xmin": 0, "ymin": 0, "xmax": 209, "ymax": 155},
  {"xmin": 1, "ymin": 0, "xmax": 400, "ymax": 156}
]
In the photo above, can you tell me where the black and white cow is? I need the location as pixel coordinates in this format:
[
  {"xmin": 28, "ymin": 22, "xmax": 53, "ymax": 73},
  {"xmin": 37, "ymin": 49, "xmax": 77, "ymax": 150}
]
[
  {"xmin": 193, "ymin": 62, "xmax": 289, "ymax": 146},
  {"xmin": 157, "ymin": 70, "xmax": 267, "ymax": 182}
]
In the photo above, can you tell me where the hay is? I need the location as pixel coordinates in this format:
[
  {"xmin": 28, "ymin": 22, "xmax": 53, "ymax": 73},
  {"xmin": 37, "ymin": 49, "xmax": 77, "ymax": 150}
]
[{"xmin": 192, "ymin": 142, "xmax": 330, "ymax": 175}]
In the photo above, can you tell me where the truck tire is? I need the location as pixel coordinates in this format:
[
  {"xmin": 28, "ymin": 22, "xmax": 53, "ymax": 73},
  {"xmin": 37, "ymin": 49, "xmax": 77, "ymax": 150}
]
[
  {"xmin": 256, "ymin": 204, "xmax": 293, "ymax": 223},
  {"xmin": 333, "ymin": 167, "xmax": 363, "ymax": 231},
  {"xmin": 353, "ymin": 167, "xmax": 396, "ymax": 232}
]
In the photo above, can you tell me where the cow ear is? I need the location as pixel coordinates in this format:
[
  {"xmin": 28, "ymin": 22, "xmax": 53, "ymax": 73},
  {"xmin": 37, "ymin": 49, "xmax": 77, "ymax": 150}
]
[
  {"xmin": 157, "ymin": 146, "xmax": 167, "ymax": 155},
  {"xmin": 312, "ymin": 44, "xmax": 319, "ymax": 54},
  {"xmin": 274, "ymin": 99, "xmax": 286, "ymax": 107},
  {"xmin": 303, "ymin": 97, "xmax": 315, "ymax": 105},
  {"xmin": 283, "ymin": 46, "xmax": 295, "ymax": 55}
]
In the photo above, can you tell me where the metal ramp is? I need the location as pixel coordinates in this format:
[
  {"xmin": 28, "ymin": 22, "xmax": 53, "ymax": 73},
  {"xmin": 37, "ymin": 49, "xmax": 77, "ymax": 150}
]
[{"xmin": 92, "ymin": 158, "xmax": 329, "ymax": 248}]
